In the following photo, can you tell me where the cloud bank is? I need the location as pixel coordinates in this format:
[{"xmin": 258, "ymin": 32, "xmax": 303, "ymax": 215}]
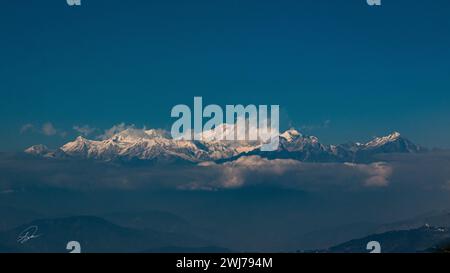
[
  {"xmin": 0, "ymin": 154, "xmax": 398, "ymax": 192},
  {"xmin": 194, "ymin": 156, "xmax": 392, "ymax": 190},
  {"xmin": 2, "ymin": 151, "xmax": 450, "ymax": 194}
]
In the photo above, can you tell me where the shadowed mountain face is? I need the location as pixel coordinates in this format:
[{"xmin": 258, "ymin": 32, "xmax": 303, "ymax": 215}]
[
  {"xmin": 0, "ymin": 216, "xmax": 218, "ymax": 253},
  {"xmin": 25, "ymin": 128, "xmax": 423, "ymax": 164},
  {"xmin": 295, "ymin": 210, "xmax": 450, "ymax": 250},
  {"xmin": 323, "ymin": 226, "xmax": 450, "ymax": 253}
]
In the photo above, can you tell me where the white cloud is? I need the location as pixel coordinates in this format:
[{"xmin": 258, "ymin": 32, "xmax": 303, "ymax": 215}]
[
  {"xmin": 42, "ymin": 122, "xmax": 58, "ymax": 136},
  {"xmin": 193, "ymin": 156, "xmax": 393, "ymax": 190},
  {"xmin": 301, "ymin": 120, "xmax": 331, "ymax": 132},
  {"xmin": 97, "ymin": 123, "xmax": 134, "ymax": 140},
  {"xmin": 20, "ymin": 123, "xmax": 35, "ymax": 134},
  {"xmin": 21, "ymin": 122, "xmax": 66, "ymax": 138},
  {"xmin": 73, "ymin": 125, "xmax": 97, "ymax": 137},
  {"xmin": 344, "ymin": 162, "xmax": 392, "ymax": 187}
]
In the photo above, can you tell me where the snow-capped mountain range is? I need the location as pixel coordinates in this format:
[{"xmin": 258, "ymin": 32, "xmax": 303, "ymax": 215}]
[{"xmin": 25, "ymin": 127, "xmax": 424, "ymax": 164}]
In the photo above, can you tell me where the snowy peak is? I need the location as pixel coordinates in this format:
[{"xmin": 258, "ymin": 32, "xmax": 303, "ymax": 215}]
[
  {"xmin": 390, "ymin": 131, "xmax": 401, "ymax": 139},
  {"xmin": 61, "ymin": 136, "xmax": 92, "ymax": 154},
  {"xmin": 278, "ymin": 129, "xmax": 323, "ymax": 153},
  {"xmin": 280, "ymin": 129, "xmax": 302, "ymax": 142},
  {"xmin": 50, "ymin": 126, "xmax": 255, "ymax": 163},
  {"xmin": 111, "ymin": 128, "xmax": 152, "ymax": 142},
  {"xmin": 358, "ymin": 132, "xmax": 423, "ymax": 155},
  {"xmin": 365, "ymin": 132, "xmax": 402, "ymax": 148},
  {"xmin": 25, "ymin": 144, "xmax": 50, "ymax": 156}
]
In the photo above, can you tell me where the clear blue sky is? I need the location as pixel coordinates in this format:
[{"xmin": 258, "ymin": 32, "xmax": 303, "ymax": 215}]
[{"xmin": 1, "ymin": 0, "xmax": 450, "ymax": 151}]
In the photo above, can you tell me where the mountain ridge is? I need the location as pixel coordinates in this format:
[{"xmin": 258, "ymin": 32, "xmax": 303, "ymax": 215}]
[{"xmin": 25, "ymin": 127, "xmax": 425, "ymax": 164}]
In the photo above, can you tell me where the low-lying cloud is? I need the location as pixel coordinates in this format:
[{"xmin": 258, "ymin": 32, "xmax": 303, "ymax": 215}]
[
  {"xmin": 0, "ymin": 155, "xmax": 402, "ymax": 193},
  {"xmin": 1, "ymin": 152, "xmax": 450, "ymax": 193},
  {"xmin": 194, "ymin": 156, "xmax": 392, "ymax": 190}
]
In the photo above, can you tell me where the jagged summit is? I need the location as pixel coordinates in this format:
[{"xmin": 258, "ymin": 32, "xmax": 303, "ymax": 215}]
[
  {"xmin": 361, "ymin": 131, "xmax": 422, "ymax": 154},
  {"xmin": 365, "ymin": 132, "xmax": 402, "ymax": 148},
  {"xmin": 280, "ymin": 129, "xmax": 302, "ymax": 142}
]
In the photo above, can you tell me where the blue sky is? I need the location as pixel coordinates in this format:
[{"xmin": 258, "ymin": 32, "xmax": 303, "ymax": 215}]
[{"xmin": 1, "ymin": 0, "xmax": 450, "ymax": 151}]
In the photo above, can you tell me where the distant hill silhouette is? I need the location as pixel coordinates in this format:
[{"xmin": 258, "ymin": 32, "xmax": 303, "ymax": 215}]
[
  {"xmin": 0, "ymin": 216, "xmax": 217, "ymax": 253},
  {"xmin": 320, "ymin": 226, "xmax": 450, "ymax": 253}
]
